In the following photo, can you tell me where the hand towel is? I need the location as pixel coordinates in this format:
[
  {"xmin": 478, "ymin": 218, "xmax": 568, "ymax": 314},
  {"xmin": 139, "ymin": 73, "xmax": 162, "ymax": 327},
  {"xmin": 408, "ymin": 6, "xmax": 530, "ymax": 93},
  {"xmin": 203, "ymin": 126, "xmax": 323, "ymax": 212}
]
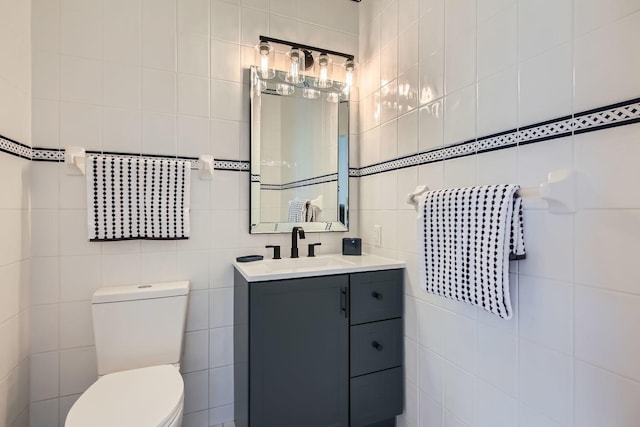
[
  {"xmin": 305, "ymin": 204, "xmax": 321, "ymax": 222},
  {"xmin": 417, "ymin": 185, "xmax": 525, "ymax": 319},
  {"xmin": 288, "ymin": 199, "xmax": 308, "ymax": 222},
  {"xmin": 87, "ymin": 156, "xmax": 191, "ymax": 241}
]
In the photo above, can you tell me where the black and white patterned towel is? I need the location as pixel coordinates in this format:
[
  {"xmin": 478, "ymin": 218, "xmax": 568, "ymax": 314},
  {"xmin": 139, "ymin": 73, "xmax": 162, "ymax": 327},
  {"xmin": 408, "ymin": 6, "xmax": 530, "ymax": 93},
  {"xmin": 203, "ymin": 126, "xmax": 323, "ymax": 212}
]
[
  {"xmin": 87, "ymin": 156, "xmax": 191, "ymax": 241},
  {"xmin": 418, "ymin": 185, "xmax": 525, "ymax": 319},
  {"xmin": 288, "ymin": 199, "xmax": 308, "ymax": 222}
]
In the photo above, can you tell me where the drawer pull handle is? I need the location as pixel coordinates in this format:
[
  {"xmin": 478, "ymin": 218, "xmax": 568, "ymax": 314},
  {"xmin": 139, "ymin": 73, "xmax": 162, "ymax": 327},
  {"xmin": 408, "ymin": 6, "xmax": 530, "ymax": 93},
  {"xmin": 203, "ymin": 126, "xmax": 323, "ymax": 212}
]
[
  {"xmin": 340, "ymin": 287, "xmax": 349, "ymax": 318},
  {"xmin": 371, "ymin": 291, "xmax": 384, "ymax": 300},
  {"xmin": 371, "ymin": 341, "xmax": 384, "ymax": 351}
]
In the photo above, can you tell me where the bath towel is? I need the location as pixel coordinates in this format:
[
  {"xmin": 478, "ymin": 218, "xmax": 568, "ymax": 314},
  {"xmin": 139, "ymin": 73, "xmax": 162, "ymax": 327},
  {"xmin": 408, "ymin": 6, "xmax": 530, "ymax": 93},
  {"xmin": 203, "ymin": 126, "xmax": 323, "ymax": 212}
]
[
  {"xmin": 418, "ymin": 185, "xmax": 525, "ymax": 319},
  {"xmin": 87, "ymin": 156, "xmax": 191, "ymax": 241}
]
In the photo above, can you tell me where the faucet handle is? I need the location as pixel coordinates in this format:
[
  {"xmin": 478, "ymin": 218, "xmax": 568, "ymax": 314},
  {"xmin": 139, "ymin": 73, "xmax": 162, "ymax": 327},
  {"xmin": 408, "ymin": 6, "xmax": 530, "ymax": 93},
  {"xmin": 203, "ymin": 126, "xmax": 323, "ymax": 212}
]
[
  {"xmin": 265, "ymin": 245, "xmax": 281, "ymax": 260},
  {"xmin": 307, "ymin": 242, "xmax": 322, "ymax": 257}
]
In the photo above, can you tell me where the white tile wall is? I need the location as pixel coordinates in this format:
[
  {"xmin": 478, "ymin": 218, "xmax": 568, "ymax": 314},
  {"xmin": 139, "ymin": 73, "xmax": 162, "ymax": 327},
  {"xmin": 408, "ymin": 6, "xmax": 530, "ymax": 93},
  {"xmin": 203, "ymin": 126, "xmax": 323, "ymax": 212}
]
[
  {"xmin": 0, "ymin": 1, "xmax": 31, "ymax": 426},
  {"xmin": 29, "ymin": 1, "xmax": 359, "ymax": 426},
  {"xmin": 16, "ymin": 0, "xmax": 640, "ymax": 426},
  {"xmin": 358, "ymin": 1, "xmax": 640, "ymax": 427}
]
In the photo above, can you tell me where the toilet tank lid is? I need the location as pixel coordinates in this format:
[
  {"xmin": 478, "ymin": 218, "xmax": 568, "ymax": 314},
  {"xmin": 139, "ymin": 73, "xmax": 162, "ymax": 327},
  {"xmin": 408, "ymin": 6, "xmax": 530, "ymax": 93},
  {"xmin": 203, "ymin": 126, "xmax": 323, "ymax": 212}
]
[{"xmin": 93, "ymin": 281, "xmax": 190, "ymax": 304}]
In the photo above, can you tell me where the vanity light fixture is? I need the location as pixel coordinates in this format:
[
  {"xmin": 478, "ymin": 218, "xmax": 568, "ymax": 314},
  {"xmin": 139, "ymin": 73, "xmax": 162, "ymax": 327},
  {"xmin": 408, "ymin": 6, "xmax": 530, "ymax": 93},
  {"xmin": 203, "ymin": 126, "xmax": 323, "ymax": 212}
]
[{"xmin": 256, "ymin": 36, "xmax": 356, "ymax": 97}]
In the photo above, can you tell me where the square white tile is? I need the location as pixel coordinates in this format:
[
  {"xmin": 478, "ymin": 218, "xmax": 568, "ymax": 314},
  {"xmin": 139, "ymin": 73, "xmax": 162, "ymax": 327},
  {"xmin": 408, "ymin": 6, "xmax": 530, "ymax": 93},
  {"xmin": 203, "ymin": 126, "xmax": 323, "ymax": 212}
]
[
  {"xmin": 574, "ymin": 360, "xmax": 640, "ymax": 427},
  {"xmin": 518, "ymin": 275, "xmax": 573, "ymax": 355},
  {"xmin": 574, "ymin": 210, "xmax": 640, "ymax": 295},
  {"xmin": 443, "ymin": 85, "xmax": 476, "ymax": 146},
  {"xmin": 444, "ymin": 0, "xmax": 476, "ymax": 93},
  {"xmin": 443, "ymin": 362, "xmax": 476, "ymax": 426},
  {"xmin": 574, "ymin": 11, "xmax": 640, "ymax": 111},
  {"xmin": 477, "ymin": 322, "xmax": 517, "ymax": 396},
  {"xmin": 477, "ymin": 4, "xmax": 516, "ymax": 79},
  {"xmin": 518, "ymin": 339, "xmax": 573, "ymax": 426},
  {"xmin": 518, "ymin": 0, "xmax": 572, "ymax": 61},
  {"xmin": 59, "ymin": 346, "xmax": 98, "ymax": 396},
  {"xmin": 103, "ymin": 0, "xmax": 140, "ymax": 65},
  {"xmin": 183, "ymin": 329, "xmax": 210, "ymax": 373},
  {"xmin": 141, "ymin": 0, "xmax": 177, "ymax": 71},
  {"xmin": 575, "ymin": 285, "xmax": 640, "ymax": 382}
]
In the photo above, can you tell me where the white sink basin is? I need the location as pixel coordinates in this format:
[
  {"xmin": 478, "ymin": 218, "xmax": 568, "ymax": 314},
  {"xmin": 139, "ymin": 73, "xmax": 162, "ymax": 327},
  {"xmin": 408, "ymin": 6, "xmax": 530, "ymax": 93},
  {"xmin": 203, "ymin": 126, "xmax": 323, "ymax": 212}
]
[
  {"xmin": 233, "ymin": 254, "xmax": 406, "ymax": 282},
  {"xmin": 260, "ymin": 256, "xmax": 355, "ymax": 273}
]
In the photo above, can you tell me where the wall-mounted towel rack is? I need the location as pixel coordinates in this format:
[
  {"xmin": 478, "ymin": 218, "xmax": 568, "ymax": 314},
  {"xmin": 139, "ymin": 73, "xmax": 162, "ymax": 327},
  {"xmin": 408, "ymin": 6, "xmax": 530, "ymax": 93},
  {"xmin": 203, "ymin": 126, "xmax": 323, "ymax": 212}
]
[
  {"xmin": 64, "ymin": 147, "xmax": 216, "ymax": 180},
  {"xmin": 407, "ymin": 169, "xmax": 576, "ymax": 214}
]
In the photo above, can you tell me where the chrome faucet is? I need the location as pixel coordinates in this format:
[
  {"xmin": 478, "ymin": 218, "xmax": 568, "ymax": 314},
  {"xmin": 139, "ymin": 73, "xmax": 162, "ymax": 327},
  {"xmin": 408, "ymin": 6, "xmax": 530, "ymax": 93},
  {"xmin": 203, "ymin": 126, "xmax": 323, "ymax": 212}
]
[{"xmin": 291, "ymin": 226, "xmax": 306, "ymax": 258}]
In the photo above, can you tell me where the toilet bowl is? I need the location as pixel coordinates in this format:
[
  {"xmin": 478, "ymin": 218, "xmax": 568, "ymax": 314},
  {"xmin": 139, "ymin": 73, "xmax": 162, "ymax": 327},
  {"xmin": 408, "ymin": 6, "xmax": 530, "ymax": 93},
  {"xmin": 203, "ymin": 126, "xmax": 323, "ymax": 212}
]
[
  {"xmin": 66, "ymin": 365, "xmax": 184, "ymax": 427},
  {"xmin": 64, "ymin": 281, "xmax": 189, "ymax": 427}
]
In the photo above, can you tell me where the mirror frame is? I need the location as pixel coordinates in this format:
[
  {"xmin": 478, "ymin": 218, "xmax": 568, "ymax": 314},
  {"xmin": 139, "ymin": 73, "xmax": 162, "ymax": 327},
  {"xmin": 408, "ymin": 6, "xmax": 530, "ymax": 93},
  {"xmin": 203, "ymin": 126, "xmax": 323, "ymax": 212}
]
[{"xmin": 249, "ymin": 66, "xmax": 350, "ymax": 234}]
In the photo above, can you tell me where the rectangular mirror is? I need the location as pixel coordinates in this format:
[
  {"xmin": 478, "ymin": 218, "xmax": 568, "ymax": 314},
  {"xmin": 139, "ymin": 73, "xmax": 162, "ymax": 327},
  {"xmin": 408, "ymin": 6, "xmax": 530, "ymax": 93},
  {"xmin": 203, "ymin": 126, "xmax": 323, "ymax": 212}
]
[{"xmin": 250, "ymin": 66, "xmax": 350, "ymax": 233}]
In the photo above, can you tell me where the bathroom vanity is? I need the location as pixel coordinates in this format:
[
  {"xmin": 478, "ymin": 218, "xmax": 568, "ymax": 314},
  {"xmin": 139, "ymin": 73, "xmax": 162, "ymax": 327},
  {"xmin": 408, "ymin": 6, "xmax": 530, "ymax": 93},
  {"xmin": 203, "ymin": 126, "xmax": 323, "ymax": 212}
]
[{"xmin": 233, "ymin": 254, "xmax": 405, "ymax": 427}]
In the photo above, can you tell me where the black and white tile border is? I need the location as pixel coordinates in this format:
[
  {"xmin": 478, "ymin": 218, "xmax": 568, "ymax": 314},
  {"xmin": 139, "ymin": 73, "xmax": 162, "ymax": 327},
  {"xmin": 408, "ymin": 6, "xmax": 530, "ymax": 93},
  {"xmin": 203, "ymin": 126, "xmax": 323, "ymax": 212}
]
[
  {"xmin": 32, "ymin": 148, "xmax": 63, "ymax": 161},
  {"xmin": 358, "ymin": 97, "xmax": 640, "ymax": 177},
  {"xmin": 261, "ymin": 173, "xmax": 339, "ymax": 190},
  {"xmin": 0, "ymin": 135, "xmax": 32, "ymax": 160},
  {"xmin": 2, "ymin": 97, "xmax": 639, "ymax": 176},
  {"xmin": 214, "ymin": 159, "xmax": 250, "ymax": 171},
  {"xmin": 1, "ymin": 144, "xmax": 253, "ymax": 172}
]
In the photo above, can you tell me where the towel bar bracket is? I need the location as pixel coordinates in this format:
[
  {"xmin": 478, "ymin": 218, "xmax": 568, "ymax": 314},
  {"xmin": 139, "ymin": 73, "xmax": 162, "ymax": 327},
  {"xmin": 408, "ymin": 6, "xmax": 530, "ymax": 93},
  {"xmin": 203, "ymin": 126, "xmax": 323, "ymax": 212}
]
[{"xmin": 64, "ymin": 146, "xmax": 86, "ymax": 175}]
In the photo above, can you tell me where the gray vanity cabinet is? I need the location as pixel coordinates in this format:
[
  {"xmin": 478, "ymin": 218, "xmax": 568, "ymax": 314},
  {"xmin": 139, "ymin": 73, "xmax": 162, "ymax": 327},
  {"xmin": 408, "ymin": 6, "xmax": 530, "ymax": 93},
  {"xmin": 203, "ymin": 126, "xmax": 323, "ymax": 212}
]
[
  {"xmin": 348, "ymin": 270, "xmax": 404, "ymax": 427},
  {"xmin": 234, "ymin": 268, "xmax": 403, "ymax": 427}
]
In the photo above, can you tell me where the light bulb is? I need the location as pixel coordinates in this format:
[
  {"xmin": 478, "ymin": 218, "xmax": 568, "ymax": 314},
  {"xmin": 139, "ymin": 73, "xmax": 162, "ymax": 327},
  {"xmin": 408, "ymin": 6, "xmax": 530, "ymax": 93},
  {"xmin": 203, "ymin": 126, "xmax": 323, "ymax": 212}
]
[
  {"xmin": 260, "ymin": 55, "xmax": 269, "ymax": 74},
  {"xmin": 343, "ymin": 58, "xmax": 355, "ymax": 95},
  {"xmin": 319, "ymin": 54, "xmax": 328, "ymax": 84},
  {"xmin": 314, "ymin": 53, "xmax": 332, "ymax": 89},
  {"xmin": 286, "ymin": 48, "xmax": 304, "ymax": 84},
  {"xmin": 255, "ymin": 41, "xmax": 274, "ymax": 79}
]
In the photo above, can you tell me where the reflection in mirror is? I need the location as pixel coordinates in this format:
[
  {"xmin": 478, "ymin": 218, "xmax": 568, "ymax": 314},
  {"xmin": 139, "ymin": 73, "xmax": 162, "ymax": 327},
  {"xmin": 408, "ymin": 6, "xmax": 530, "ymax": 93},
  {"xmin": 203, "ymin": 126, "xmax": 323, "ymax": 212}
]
[{"xmin": 250, "ymin": 66, "xmax": 350, "ymax": 234}]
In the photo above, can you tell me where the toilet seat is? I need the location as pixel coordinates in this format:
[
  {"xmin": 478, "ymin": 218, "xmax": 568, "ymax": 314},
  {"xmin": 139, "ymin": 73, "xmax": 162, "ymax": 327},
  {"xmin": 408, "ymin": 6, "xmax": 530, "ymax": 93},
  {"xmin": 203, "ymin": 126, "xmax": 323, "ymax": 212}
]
[{"xmin": 65, "ymin": 365, "xmax": 184, "ymax": 427}]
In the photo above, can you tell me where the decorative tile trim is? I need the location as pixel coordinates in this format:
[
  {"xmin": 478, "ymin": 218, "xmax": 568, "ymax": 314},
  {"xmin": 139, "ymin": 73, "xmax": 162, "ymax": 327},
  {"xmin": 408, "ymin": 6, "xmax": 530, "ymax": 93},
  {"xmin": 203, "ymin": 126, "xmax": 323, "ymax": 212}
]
[
  {"xmin": 3, "ymin": 98, "xmax": 639, "ymax": 177},
  {"xmin": 27, "ymin": 148, "xmax": 251, "ymax": 172},
  {"xmin": 357, "ymin": 97, "xmax": 640, "ymax": 177},
  {"xmin": 0, "ymin": 135, "xmax": 32, "ymax": 160},
  {"xmin": 574, "ymin": 99, "xmax": 640, "ymax": 134},
  {"xmin": 261, "ymin": 173, "xmax": 338, "ymax": 190},
  {"xmin": 214, "ymin": 159, "xmax": 250, "ymax": 171},
  {"xmin": 31, "ymin": 148, "xmax": 63, "ymax": 161},
  {"xmin": 261, "ymin": 184, "xmax": 281, "ymax": 190}
]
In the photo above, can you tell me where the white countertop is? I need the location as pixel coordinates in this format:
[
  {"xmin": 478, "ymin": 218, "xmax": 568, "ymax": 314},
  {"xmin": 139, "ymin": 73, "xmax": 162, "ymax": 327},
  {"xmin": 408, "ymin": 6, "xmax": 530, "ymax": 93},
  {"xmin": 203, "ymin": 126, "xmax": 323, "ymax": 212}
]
[{"xmin": 233, "ymin": 253, "xmax": 406, "ymax": 282}]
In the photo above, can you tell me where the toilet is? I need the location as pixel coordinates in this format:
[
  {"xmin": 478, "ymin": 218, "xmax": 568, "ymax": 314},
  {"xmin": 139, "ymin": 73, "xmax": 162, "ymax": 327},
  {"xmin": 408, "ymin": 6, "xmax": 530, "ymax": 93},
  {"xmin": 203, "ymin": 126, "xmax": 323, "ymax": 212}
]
[{"xmin": 65, "ymin": 281, "xmax": 190, "ymax": 427}]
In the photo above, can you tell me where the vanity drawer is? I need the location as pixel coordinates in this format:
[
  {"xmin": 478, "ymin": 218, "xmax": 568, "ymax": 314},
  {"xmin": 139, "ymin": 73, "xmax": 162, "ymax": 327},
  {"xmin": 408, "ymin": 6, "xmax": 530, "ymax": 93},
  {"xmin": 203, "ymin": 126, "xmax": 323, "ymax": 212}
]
[
  {"xmin": 350, "ymin": 367, "xmax": 403, "ymax": 427},
  {"xmin": 350, "ymin": 319, "xmax": 402, "ymax": 377},
  {"xmin": 350, "ymin": 269, "xmax": 403, "ymax": 325}
]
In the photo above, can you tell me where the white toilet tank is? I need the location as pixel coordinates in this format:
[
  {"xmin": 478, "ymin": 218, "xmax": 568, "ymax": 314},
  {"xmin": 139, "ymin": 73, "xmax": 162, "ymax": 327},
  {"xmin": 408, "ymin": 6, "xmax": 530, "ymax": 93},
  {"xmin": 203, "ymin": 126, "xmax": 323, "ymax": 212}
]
[{"xmin": 92, "ymin": 281, "xmax": 189, "ymax": 375}]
